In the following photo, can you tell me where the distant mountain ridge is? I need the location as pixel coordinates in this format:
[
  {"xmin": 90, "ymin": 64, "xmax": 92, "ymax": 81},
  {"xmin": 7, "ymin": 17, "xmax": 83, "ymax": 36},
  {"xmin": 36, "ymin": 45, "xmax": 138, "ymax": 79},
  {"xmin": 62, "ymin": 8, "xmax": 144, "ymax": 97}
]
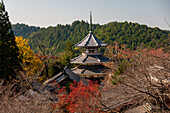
[
  {"xmin": 12, "ymin": 21, "xmax": 170, "ymax": 53},
  {"xmin": 12, "ymin": 23, "xmax": 40, "ymax": 38}
]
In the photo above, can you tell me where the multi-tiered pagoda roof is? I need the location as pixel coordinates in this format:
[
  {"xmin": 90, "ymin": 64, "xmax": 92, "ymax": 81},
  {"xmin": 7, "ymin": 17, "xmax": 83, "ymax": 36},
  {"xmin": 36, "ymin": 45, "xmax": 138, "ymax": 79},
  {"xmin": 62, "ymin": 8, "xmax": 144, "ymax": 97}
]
[{"xmin": 71, "ymin": 12, "xmax": 110, "ymax": 77}]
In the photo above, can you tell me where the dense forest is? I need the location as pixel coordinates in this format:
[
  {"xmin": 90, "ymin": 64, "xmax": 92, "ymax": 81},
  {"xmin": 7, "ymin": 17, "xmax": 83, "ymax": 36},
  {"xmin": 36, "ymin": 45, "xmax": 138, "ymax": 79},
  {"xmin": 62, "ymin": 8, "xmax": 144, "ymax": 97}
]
[
  {"xmin": 12, "ymin": 23, "xmax": 40, "ymax": 39},
  {"xmin": 12, "ymin": 21, "xmax": 170, "ymax": 53}
]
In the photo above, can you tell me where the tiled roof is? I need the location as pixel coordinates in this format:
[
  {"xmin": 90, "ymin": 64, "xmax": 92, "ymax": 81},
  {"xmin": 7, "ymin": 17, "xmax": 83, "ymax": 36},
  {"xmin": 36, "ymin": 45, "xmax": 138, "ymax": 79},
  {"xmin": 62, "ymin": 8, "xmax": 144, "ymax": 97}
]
[
  {"xmin": 75, "ymin": 32, "xmax": 107, "ymax": 47},
  {"xmin": 43, "ymin": 66, "xmax": 89, "ymax": 86},
  {"xmin": 71, "ymin": 53, "xmax": 111, "ymax": 64},
  {"xmin": 72, "ymin": 64, "xmax": 109, "ymax": 75}
]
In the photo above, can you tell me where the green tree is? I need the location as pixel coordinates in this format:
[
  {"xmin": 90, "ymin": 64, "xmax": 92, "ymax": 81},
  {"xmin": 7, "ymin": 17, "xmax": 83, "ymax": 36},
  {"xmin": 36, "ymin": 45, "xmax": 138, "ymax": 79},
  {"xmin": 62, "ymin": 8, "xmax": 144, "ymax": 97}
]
[
  {"xmin": 0, "ymin": 0, "xmax": 21, "ymax": 81},
  {"xmin": 12, "ymin": 20, "xmax": 169, "ymax": 53},
  {"xmin": 60, "ymin": 41, "xmax": 75, "ymax": 68}
]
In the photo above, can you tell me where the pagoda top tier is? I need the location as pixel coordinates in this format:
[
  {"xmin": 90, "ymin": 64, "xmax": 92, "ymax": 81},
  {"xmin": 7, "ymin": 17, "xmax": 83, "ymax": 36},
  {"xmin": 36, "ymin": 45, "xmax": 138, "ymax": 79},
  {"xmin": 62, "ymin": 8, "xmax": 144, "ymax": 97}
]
[
  {"xmin": 75, "ymin": 11, "xmax": 107, "ymax": 48},
  {"xmin": 71, "ymin": 12, "xmax": 111, "ymax": 64},
  {"xmin": 75, "ymin": 32, "xmax": 107, "ymax": 47}
]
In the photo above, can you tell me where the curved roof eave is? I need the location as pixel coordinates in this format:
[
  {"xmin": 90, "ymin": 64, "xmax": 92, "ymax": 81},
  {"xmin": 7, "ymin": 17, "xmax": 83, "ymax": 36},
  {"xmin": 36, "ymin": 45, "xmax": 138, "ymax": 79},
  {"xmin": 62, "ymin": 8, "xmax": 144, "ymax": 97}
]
[{"xmin": 75, "ymin": 32, "xmax": 107, "ymax": 47}]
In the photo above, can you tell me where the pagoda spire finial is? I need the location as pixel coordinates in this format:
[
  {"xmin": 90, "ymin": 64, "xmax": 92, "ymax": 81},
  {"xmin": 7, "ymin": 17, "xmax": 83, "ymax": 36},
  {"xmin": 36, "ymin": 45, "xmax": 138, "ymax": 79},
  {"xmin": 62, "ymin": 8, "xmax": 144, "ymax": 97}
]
[{"xmin": 90, "ymin": 11, "xmax": 92, "ymax": 33}]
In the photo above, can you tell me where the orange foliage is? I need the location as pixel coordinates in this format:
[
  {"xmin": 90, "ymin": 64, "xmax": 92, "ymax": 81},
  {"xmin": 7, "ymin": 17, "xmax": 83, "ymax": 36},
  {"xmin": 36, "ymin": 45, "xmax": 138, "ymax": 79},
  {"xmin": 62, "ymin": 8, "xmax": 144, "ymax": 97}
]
[{"xmin": 56, "ymin": 81, "xmax": 101, "ymax": 112}]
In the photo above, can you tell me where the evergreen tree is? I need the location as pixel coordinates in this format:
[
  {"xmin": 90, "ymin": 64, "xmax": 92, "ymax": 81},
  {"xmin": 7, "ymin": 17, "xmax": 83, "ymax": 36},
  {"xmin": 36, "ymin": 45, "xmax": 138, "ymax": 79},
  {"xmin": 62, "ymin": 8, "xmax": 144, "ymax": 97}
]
[
  {"xmin": 0, "ymin": 0, "xmax": 21, "ymax": 81},
  {"xmin": 60, "ymin": 41, "xmax": 75, "ymax": 68}
]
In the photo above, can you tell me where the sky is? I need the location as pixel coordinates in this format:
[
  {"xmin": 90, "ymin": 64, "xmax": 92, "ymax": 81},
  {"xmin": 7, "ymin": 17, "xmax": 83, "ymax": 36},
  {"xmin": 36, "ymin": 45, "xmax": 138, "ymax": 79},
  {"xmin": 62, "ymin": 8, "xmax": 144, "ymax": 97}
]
[{"xmin": 4, "ymin": 0, "xmax": 170, "ymax": 30}]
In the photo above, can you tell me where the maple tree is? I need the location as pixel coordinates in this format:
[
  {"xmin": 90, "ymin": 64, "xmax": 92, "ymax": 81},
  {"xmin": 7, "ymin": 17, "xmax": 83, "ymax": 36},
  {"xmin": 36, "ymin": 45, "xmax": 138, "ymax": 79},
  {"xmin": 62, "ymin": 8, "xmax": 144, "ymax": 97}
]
[{"xmin": 55, "ymin": 81, "xmax": 101, "ymax": 113}]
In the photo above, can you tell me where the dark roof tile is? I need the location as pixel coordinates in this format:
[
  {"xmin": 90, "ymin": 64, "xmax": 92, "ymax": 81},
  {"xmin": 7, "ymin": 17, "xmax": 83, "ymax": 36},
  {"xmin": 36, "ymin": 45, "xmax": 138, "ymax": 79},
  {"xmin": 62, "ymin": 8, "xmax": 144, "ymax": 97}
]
[{"xmin": 75, "ymin": 32, "xmax": 107, "ymax": 47}]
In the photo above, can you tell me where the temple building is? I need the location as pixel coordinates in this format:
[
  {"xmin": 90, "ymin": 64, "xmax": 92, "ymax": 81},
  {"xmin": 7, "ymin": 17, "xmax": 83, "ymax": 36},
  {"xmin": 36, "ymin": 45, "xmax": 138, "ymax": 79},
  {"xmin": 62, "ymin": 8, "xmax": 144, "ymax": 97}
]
[{"xmin": 71, "ymin": 12, "xmax": 110, "ymax": 80}]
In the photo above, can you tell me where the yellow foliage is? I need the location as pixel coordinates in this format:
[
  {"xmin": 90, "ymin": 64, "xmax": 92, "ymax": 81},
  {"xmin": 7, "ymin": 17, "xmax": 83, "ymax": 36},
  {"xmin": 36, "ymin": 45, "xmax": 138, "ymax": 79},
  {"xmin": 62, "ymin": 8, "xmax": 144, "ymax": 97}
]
[
  {"xmin": 74, "ymin": 47, "xmax": 79, "ymax": 50},
  {"xmin": 15, "ymin": 36, "xmax": 42, "ymax": 76}
]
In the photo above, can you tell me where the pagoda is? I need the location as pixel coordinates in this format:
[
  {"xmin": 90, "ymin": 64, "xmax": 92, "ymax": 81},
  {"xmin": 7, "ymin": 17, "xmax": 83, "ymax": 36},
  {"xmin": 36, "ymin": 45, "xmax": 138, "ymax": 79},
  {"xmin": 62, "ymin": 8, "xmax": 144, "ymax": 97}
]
[{"xmin": 71, "ymin": 12, "xmax": 110, "ymax": 79}]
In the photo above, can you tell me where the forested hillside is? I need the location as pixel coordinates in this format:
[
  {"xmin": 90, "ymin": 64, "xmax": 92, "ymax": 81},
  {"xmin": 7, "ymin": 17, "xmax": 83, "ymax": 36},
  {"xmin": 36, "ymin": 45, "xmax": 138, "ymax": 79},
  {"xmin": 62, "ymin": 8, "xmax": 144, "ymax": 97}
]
[
  {"xmin": 12, "ymin": 21, "xmax": 170, "ymax": 53},
  {"xmin": 12, "ymin": 23, "xmax": 40, "ymax": 38}
]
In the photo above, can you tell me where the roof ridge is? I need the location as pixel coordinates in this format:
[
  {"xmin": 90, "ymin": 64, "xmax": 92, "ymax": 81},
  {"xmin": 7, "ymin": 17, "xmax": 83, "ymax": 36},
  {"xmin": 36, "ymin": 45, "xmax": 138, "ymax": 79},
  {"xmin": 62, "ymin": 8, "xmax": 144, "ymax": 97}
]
[
  {"xmin": 75, "ymin": 33, "xmax": 90, "ymax": 47},
  {"xmin": 84, "ymin": 33, "xmax": 92, "ymax": 47},
  {"xmin": 75, "ymin": 32, "xmax": 107, "ymax": 47},
  {"xmin": 71, "ymin": 54, "xmax": 83, "ymax": 62},
  {"xmin": 95, "ymin": 55, "xmax": 101, "ymax": 62},
  {"xmin": 91, "ymin": 34, "xmax": 99, "ymax": 46},
  {"xmin": 82, "ymin": 55, "xmax": 88, "ymax": 62}
]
